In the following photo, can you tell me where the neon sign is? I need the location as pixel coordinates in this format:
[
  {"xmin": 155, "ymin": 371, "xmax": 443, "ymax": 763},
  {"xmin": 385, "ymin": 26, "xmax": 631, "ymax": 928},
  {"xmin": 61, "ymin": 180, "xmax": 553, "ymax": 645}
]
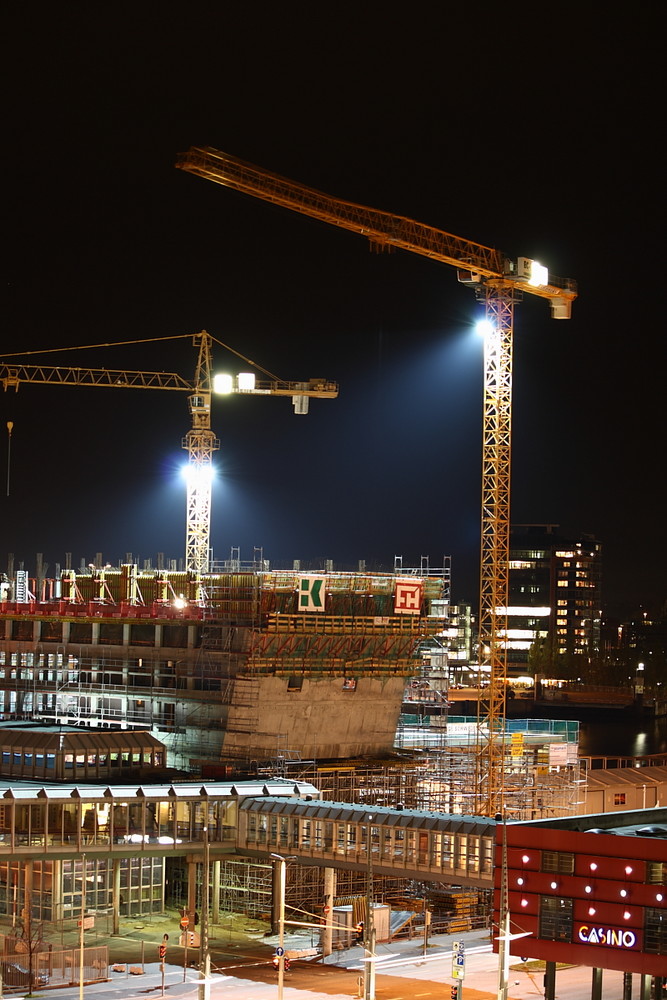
[{"xmin": 578, "ymin": 925, "xmax": 636, "ymax": 948}]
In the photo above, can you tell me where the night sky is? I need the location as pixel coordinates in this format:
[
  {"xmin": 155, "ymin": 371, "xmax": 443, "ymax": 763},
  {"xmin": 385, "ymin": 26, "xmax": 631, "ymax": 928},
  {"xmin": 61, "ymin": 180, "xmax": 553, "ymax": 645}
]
[{"xmin": 2, "ymin": 7, "xmax": 663, "ymax": 614}]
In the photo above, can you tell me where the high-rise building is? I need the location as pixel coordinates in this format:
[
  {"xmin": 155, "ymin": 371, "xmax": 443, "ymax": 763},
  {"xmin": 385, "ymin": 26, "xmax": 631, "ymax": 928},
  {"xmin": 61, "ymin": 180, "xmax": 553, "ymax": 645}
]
[{"xmin": 505, "ymin": 524, "xmax": 602, "ymax": 678}]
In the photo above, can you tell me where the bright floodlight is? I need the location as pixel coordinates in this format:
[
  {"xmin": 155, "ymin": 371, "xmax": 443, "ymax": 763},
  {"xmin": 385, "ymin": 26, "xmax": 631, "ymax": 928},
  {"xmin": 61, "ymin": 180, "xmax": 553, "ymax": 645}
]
[
  {"xmin": 517, "ymin": 257, "xmax": 549, "ymax": 286},
  {"xmin": 237, "ymin": 372, "xmax": 256, "ymax": 391},
  {"xmin": 182, "ymin": 462, "xmax": 214, "ymax": 486},
  {"xmin": 476, "ymin": 319, "xmax": 496, "ymax": 338},
  {"xmin": 213, "ymin": 373, "xmax": 233, "ymax": 394},
  {"xmin": 529, "ymin": 260, "xmax": 548, "ymax": 286}
]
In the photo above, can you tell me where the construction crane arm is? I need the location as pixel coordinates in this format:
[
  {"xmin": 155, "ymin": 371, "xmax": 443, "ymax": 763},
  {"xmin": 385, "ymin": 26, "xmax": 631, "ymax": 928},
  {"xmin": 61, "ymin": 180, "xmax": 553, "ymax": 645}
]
[
  {"xmin": 0, "ymin": 364, "xmax": 193, "ymax": 392},
  {"xmin": 176, "ymin": 146, "xmax": 577, "ymax": 312},
  {"xmin": 0, "ymin": 364, "xmax": 338, "ymax": 400}
]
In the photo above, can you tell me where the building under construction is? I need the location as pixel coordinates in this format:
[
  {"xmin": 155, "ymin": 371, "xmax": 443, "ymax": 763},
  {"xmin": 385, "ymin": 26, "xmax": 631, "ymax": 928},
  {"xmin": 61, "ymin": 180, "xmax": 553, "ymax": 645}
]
[
  {"xmin": 0, "ymin": 558, "xmax": 584, "ymax": 925},
  {"xmin": 0, "ymin": 558, "xmax": 449, "ymax": 770}
]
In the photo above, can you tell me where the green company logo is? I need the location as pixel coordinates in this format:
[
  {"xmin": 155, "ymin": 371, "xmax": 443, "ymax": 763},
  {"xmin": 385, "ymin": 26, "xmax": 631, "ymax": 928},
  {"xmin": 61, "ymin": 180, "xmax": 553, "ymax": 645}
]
[{"xmin": 299, "ymin": 577, "xmax": 325, "ymax": 612}]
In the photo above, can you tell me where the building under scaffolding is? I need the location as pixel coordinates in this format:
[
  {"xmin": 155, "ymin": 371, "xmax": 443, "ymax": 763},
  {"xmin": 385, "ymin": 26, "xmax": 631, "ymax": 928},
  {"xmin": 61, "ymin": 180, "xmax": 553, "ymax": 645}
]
[
  {"xmin": 0, "ymin": 556, "xmax": 584, "ymax": 929},
  {"xmin": 0, "ymin": 558, "xmax": 449, "ymax": 770}
]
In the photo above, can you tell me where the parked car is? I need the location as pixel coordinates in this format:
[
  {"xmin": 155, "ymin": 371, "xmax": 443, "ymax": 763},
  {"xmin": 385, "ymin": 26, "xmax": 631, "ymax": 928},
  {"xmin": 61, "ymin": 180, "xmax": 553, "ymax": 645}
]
[{"xmin": 1, "ymin": 962, "xmax": 49, "ymax": 988}]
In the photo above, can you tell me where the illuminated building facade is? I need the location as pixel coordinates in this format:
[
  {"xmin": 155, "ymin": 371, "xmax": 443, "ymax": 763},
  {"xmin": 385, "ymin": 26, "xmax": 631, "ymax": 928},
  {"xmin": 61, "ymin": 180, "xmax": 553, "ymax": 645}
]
[
  {"xmin": 494, "ymin": 809, "xmax": 667, "ymax": 985},
  {"xmin": 506, "ymin": 524, "xmax": 601, "ymax": 678}
]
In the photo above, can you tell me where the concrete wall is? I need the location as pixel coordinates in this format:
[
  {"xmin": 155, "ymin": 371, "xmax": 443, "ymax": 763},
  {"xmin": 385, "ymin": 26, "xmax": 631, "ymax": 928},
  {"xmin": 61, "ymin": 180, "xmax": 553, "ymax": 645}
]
[{"xmin": 222, "ymin": 674, "xmax": 406, "ymax": 759}]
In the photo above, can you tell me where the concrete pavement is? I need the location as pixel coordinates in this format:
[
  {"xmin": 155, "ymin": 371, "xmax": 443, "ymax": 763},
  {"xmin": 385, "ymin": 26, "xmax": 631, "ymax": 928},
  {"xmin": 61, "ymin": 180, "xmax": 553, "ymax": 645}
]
[{"xmin": 1, "ymin": 913, "xmax": 633, "ymax": 999}]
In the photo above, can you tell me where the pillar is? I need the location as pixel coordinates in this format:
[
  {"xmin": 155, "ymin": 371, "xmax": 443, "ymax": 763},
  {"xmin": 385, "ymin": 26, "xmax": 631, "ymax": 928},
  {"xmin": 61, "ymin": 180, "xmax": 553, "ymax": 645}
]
[
  {"xmin": 544, "ymin": 960, "xmax": 556, "ymax": 1000},
  {"xmin": 623, "ymin": 971, "xmax": 633, "ymax": 1000},
  {"xmin": 187, "ymin": 859, "xmax": 197, "ymax": 924},
  {"xmin": 592, "ymin": 967, "xmax": 603, "ymax": 1000},
  {"xmin": 212, "ymin": 861, "xmax": 220, "ymax": 924},
  {"xmin": 322, "ymin": 867, "xmax": 336, "ymax": 957},
  {"xmin": 271, "ymin": 860, "xmax": 280, "ymax": 936},
  {"xmin": 638, "ymin": 974, "xmax": 651, "ymax": 1000},
  {"xmin": 112, "ymin": 859, "xmax": 121, "ymax": 935},
  {"xmin": 23, "ymin": 861, "xmax": 33, "ymax": 941},
  {"xmin": 52, "ymin": 860, "xmax": 63, "ymax": 923}
]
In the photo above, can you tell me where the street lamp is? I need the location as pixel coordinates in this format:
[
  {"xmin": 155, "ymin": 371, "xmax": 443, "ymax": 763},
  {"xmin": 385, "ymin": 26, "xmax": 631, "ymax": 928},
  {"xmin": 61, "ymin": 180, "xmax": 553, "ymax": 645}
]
[
  {"xmin": 363, "ymin": 815, "xmax": 376, "ymax": 1000},
  {"xmin": 198, "ymin": 795, "xmax": 211, "ymax": 1000},
  {"xmin": 270, "ymin": 853, "xmax": 295, "ymax": 1000}
]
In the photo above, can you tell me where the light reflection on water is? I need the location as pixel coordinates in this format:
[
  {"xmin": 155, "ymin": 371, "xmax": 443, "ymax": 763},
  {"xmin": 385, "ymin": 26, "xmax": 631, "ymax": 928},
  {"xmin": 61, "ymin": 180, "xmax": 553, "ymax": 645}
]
[{"xmin": 578, "ymin": 716, "xmax": 667, "ymax": 757}]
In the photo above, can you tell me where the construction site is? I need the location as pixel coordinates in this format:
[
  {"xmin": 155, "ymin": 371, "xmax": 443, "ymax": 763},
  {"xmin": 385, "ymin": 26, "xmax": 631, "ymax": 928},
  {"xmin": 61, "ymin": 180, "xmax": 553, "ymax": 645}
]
[
  {"xmin": 0, "ymin": 556, "xmax": 583, "ymax": 931},
  {"xmin": 0, "ymin": 145, "xmax": 582, "ymax": 944}
]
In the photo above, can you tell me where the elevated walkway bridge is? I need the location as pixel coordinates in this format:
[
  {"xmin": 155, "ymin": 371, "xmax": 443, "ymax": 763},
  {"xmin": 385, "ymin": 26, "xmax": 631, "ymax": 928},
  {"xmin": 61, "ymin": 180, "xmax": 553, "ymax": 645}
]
[{"xmin": 0, "ymin": 780, "xmax": 496, "ymax": 889}]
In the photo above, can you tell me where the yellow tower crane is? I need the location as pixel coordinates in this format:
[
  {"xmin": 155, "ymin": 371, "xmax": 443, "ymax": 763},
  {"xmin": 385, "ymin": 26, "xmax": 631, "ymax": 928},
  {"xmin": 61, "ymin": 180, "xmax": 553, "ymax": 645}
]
[
  {"xmin": 1, "ymin": 330, "xmax": 338, "ymax": 576},
  {"xmin": 175, "ymin": 147, "xmax": 577, "ymax": 816}
]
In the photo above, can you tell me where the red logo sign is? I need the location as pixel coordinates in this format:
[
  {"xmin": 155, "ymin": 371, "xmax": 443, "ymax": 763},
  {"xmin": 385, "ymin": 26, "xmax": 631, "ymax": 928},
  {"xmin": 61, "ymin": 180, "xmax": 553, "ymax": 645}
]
[{"xmin": 394, "ymin": 581, "xmax": 423, "ymax": 614}]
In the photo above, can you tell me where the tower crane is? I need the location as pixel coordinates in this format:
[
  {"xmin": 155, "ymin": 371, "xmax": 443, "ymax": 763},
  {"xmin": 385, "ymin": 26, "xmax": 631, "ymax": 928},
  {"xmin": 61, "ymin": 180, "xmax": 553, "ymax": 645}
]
[
  {"xmin": 175, "ymin": 147, "xmax": 577, "ymax": 816},
  {"xmin": 1, "ymin": 330, "xmax": 338, "ymax": 576}
]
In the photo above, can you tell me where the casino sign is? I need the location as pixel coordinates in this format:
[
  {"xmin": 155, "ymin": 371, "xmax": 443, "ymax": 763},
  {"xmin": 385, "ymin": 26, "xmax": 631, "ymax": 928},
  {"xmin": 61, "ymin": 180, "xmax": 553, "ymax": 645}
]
[{"xmin": 577, "ymin": 924, "xmax": 639, "ymax": 949}]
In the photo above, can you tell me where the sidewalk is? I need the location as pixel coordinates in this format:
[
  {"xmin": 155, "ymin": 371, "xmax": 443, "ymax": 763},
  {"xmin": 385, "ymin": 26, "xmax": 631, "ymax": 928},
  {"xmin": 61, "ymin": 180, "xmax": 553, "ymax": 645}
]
[{"xmin": 1, "ymin": 912, "xmax": 629, "ymax": 1000}]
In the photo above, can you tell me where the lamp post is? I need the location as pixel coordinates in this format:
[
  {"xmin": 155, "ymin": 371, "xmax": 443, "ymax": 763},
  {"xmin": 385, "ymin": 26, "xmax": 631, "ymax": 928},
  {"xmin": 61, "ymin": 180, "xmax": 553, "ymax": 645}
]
[
  {"xmin": 363, "ymin": 815, "xmax": 376, "ymax": 1000},
  {"xmin": 198, "ymin": 796, "xmax": 211, "ymax": 1000},
  {"xmin": 270, "ymin": 853, "xmax": 295, "ymax": 1000},
  {"xmin": 79, "ymin": 853, "xmax": 86, "ymax": 1000}
]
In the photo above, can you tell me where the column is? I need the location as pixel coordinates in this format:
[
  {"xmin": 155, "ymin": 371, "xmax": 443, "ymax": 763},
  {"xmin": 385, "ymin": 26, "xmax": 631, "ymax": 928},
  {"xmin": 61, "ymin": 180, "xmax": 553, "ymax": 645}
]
[
  {"xmin": 212, "ymin": 861, "xmax": 220, "ymax": 924},
  {"xmin": 271, "ymin": 860, "xmax": 280, "ymax": 936},
  {"xmin": 544, "ymin": 961, "xmax": 556, "ymax": 1000},
  {"xmin": 623, "ymin": 972, "xmax": 633, "ymax": 1000},
  {"xmin": 187, "ymin": 859, "xmax": 197, "ymax": 924},
  {"xmin": 52, "ymin": 860, "xmax": 63, "ymax": 923},
  {"xmin": 112, "ymin": 859, "xmax": 121, "ymax": 935},
  {"xmin": 322, "ymin": 867, "xmax": 336, "ymax": 957},
  {"xmin": 592, "ymin": 967, "xmax": 603, "ymax": 1000}
]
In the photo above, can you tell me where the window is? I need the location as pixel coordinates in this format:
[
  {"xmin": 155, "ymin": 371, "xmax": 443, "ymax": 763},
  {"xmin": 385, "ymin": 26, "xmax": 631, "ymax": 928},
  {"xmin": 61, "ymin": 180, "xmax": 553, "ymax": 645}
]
[
  {"xmin": 539, "ymin": 896, "xmax": 573, "ymax": 942},
  {"xmin": 647, "ymin": 862, "xmax": 665, "ymax": 885},
  {"xmin": 644, "ymin": 907, "xmax": 667, "ymax": 954},
  {"xmin": 613, "ymin": 793, "xmax": 626, "ymax": 805},
  {"xmin": 542, "ymin": 851, "xmax": 574, "ymax": 875}
]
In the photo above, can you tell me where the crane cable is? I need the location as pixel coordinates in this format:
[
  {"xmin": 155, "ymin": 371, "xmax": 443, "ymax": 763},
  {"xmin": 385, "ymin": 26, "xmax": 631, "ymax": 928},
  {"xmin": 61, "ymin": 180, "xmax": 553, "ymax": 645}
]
[{"xmin": 0, "ymin": 333, "xmax": 285, "ymax": 383}]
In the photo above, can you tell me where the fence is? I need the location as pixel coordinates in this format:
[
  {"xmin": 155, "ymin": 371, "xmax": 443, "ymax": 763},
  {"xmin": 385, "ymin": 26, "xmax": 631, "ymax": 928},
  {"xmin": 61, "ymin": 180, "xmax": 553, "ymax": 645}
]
[{"xmin": 2, "ymin": 945, "xmax": 109, "ymax": 992}]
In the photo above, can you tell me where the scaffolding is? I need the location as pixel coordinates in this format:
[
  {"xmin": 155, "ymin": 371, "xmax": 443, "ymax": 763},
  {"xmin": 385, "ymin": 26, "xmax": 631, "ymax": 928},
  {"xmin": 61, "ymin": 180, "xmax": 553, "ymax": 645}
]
[{"xmin": 255, "ymin": 716, "xmax": 583, "ymax": 824}]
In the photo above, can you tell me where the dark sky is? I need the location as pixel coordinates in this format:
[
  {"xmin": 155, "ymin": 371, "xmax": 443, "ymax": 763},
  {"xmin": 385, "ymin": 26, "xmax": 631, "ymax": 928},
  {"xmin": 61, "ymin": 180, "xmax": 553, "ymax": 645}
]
[{"xmin": 2, "ymin": 7, "xmax": 663, "ymax": 614}]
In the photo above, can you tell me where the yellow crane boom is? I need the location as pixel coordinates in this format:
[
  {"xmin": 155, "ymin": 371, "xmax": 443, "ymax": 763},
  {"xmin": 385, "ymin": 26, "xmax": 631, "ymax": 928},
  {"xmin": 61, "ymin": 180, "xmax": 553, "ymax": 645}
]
[
  {"xmin": 176, "ymin": 147, "xmax": 577, "ymax": 816},
  {"xmin": 1, "ymin": 330, "xmax": 338, "ymax": 576},
  {"xmin": 176, "ymin": 147, "xmax": 576, "ymax": 313}
]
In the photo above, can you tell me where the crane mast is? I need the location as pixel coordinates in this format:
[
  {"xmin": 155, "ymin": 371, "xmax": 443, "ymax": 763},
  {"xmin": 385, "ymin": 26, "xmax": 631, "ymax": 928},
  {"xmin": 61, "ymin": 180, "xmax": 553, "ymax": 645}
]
[
  {"xmin": 176, "ymin": 147, "xmax": 577, "ymax": 816},
  {"xmin": 184, "ymin": 330, "xmax": 219, "ymax": 574},
  {"xmin": 1, "ymin": 330, "xmax": 338, "ymax": 579}
]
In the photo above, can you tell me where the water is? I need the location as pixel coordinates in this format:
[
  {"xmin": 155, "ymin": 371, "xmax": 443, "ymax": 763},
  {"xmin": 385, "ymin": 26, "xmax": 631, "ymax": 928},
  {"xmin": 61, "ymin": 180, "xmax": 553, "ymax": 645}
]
[{"xmin": 577, "ymin": 715, "xmax": 667, "ymax": 758}]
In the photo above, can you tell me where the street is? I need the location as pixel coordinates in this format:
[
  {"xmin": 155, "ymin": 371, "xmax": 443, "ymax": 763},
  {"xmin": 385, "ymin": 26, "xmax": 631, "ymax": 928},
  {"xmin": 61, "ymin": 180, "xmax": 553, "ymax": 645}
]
[{"xmin": 7, "ymin": 928, "xmax": 631, "ymax": 1000}]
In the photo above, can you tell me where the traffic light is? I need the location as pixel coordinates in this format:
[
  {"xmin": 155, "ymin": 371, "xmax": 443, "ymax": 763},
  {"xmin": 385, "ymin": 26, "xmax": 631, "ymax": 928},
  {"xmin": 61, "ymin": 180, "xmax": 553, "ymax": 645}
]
[
  {"xmin": 450, "ymin": 987, "xmax": 458, "ymax": 1000},
  {"xmin": 354, "ymin": 920, "xmax": 364, "ymax": 943},
  {"xmin": 284, "ymin": 957, "xmax": 291, "ymax": 971},
  {"xmin": 272, "ymin": 955, "xmax": 280, "ymax": 970}
]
